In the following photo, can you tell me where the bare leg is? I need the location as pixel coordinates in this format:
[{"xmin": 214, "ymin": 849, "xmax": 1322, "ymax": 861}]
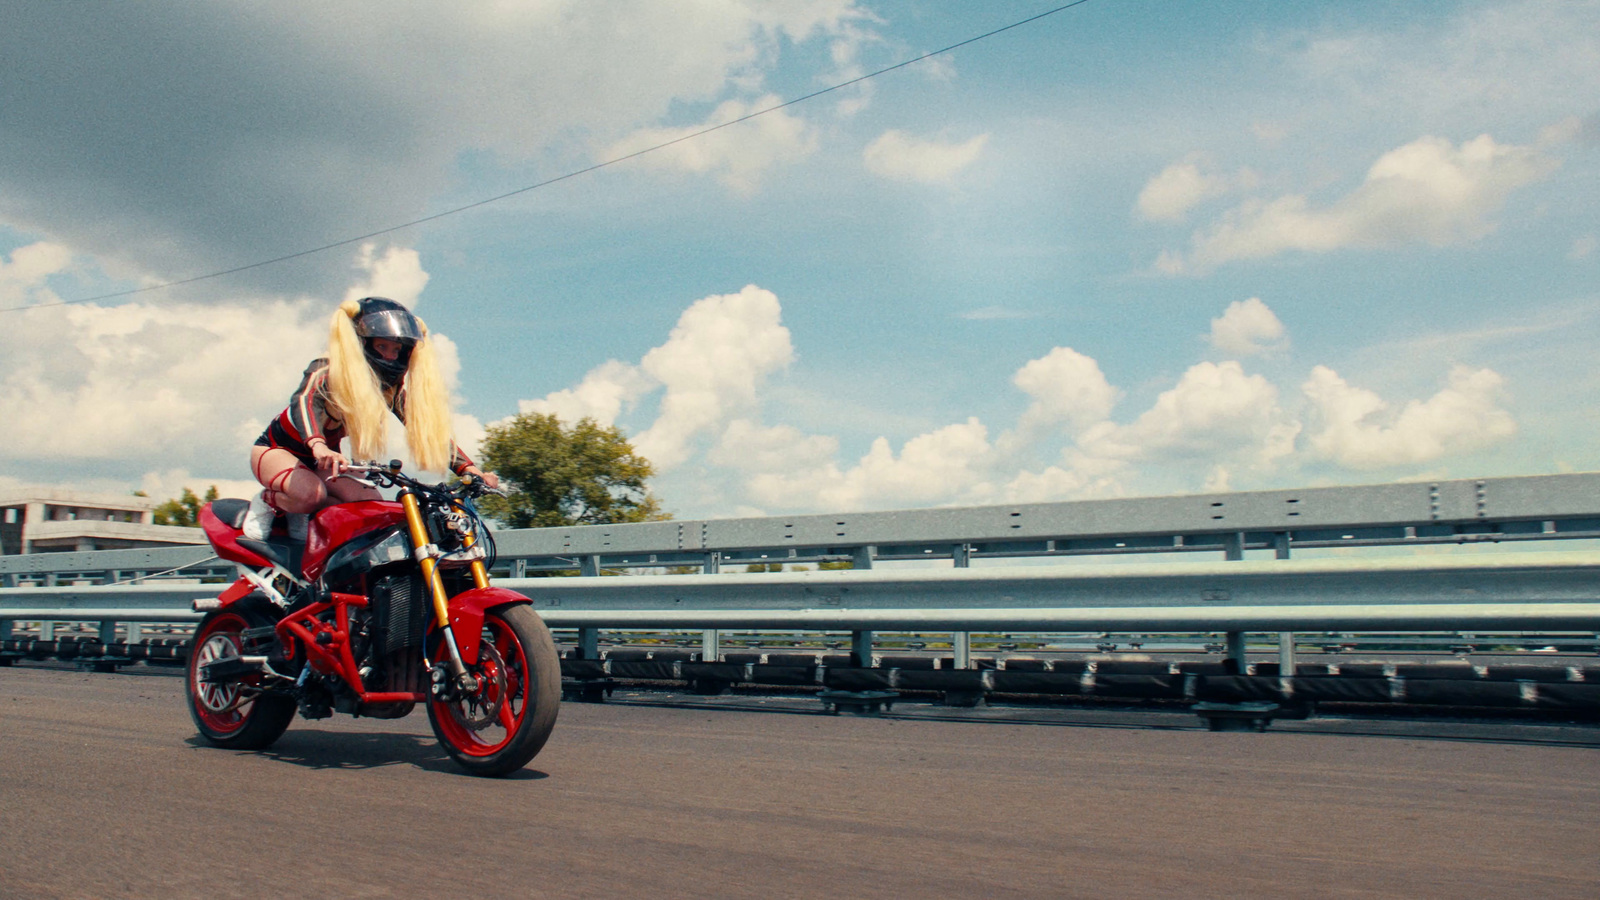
[
  {"xmin": 325, "ymin": 475, "xmax": 381, "ymax": 504},
  {"xmin": 250, "ymin": 446, "xmax": 331, "ymax": 515}
]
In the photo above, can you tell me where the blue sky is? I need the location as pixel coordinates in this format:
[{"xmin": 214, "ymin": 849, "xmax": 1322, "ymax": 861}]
[{"xmin": 1, "ymin": 1, "xmax": 1596, "ymax": 518}]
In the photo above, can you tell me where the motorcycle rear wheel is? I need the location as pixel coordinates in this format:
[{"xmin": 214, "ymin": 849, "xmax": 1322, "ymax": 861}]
[
  {"xmin": 427, "ymin": 603, "xmax": 560, "ymax": 777},
  {"xmin": 185, "ymin": 610, "xmax": 295, "ymax": 750}
]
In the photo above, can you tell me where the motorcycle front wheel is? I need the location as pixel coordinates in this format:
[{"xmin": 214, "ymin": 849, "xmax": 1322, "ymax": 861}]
[
  {"xmin": 185, "ymin": 610, "xmax": 295, "ymax": 750},
  {"xmin": 427, "ymin": 603, "xmax": 561, "ymax": 777}
]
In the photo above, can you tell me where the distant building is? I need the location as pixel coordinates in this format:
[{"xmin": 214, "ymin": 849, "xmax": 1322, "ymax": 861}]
[{"xmin": 0, "ymin": 489, "xmax": 206, "ymax": 554}]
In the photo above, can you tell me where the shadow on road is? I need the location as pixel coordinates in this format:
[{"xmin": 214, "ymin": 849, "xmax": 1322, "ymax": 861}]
[{"xmin": 184, "ymin": 730, "xmax": 551, "ymax": 778}]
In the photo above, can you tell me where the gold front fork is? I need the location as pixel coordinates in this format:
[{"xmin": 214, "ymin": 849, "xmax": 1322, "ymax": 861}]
[
  {"xmin": 401, "ymin": 490, "xmax": 474, "ymax": 690},
  {"xmin": 455, "ymin": 499, "xmax": 490, "ymax": 590}
]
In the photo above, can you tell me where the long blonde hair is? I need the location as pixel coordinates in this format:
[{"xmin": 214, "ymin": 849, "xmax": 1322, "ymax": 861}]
[{"xmin": 326, "ymin": 299, "xmax": 455, "ymax": 472}]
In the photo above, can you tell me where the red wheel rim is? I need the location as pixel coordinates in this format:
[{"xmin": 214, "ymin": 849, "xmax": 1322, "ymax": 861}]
[
  {"xmin": 430, "ymin": 616, "xmax": 529, "ymax": 756},
  {"xmin": 189, "ymin": 612, "xmax": 253, "ymax": 734}
]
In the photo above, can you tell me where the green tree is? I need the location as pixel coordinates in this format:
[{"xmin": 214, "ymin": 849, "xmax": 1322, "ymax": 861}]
[
  {"xmin": 478, "ymin": 412, "xmax": 666, "ymax": 528},
  {"xmin": 153, "ymin": 485, "xmax": 218, "ymax": 527}
]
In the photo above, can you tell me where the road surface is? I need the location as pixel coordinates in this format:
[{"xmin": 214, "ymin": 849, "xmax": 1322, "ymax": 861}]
[{"xmin": 1, "ymin": 665, "xmax": 1597, "ymax": 898}]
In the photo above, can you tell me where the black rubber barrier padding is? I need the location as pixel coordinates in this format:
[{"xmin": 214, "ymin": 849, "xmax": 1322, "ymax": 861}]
[
  {"xmin": 988, "ymin": 671, "xmax": 1084, "ymax": 694},
  {"xmin": 604, "ymin": 649, "xmax": 653, "ymax": 662},
  {"xmin": 560, "ymin": 660, "xmax": 606, "ymax": 680},
  {"xmin": 1394, "ymin": 663, "xmax": 1478, "ymax": 679},
  {"xmin": 765, "ymin": 653, "xmax": 821, "ymax": 667},
  {"xmin": 1092, "ymin": 661, "xmax": 1172, "ymax": 676},
  {"xmin": 680, "ymin": 663, "xmax": 746, "ymax": 683},
  {"xmin": 823, "ymin": 668, "xmax": 893, "ymax": 691},
  {"xmin": 746, "ymin": 666, "xmax": 818, "ymax": 686},
  {"xmin": 998, "ymin": 658, "xmax": 1048, "ymax": 671},
  {"xmin": 30, "ymin": 640, "xmax": 58, "ymax": 659},
  {"xmin": 1287, "ymin": 677, "xmax": 1393, "ymax": 703},
  {"xmin": 820, "ymin": 654, "xmax": 855, "ymax": 667},
  {"xmin": 1093, "ymin": 674, "xmax": 1186, "ymax": 698},
  {"xmin": 608, "ymin": 661, "xmax": 679, "ymax": 680},
  {"xmin": 648, "ymin": 650, "xmax": 700, "ymax": 663},
  {"xmin": 895, "ymin": 670, "xmax": 986, "ymax": 692},
  {"xmin": 1331, "ymin": 664, "xmax": 1390, "ymax": 679},
  {"xmin": 722, "ymin": 652, "xmax": 764, "ymax": 665},
  {"xmin": 1482, "ymin": 665, "xmax": 1580, "ymax": 683},
  {"xmin": 1403, "ymin": 679, "xmax": 1528, "ymax": 707},
  {"xmin": 1174, "ymin": 662, "xmax": 1231, "ymax": 676},
  {"xmin": 1532, "ymin": 683, "xmax": 1600, "ymax": 708},
  {"xmin": 1049, "ymin": 660, "xmax": 1091, "ymax": 674},
  {"xmin": 1255, "ymin": 663, "xmax": 1331, "ymax": 677},
  {"xmin": 879, "ymin": 655, "xmax": 935, "ymax": 670},
  {"xmin": 1195, "ymin": 676, "xmax": 1283, "ymax": 703}
]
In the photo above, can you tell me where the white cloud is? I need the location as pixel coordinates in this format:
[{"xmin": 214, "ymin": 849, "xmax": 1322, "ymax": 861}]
[
  {"xmin": 603, "ymin": 94, "xmax": 817, "ymax": 192},
  {"xmin": 743, "ymin": 418, "xmax": 996, "ymax": 511},
  {"xmin": 631, "ymin": 286, "xmax": 795, "ymax": 469},
  {"xmin": 1011, "ymin": 347, "xmax": 1119, "ymax": 434},
  {"xmin": 0, "ymin": 241, "xmax": 72, "ymax": 308},
  {"xmin": 1, "ymin": 3, "xmax": 875, "ymax": 292},
  {"xmin": 862, "ymin": 130, "xmax": 989, "ymax": 184},
  {"xmin": 710, "ymin": 420, "xmax": 839, "ymax": 473},
  {"xmin": 1208, "ymin": 297, "xmax": 1287, "ymax": 357},
  {"xmin": 1079, "ymin": 361, "xmax": 1299, "ymax": 467},
  {"xmin": 137, "ymin": 469, "xmax": 262, "ymax": 506},
  {"xmin": 1168, "ymin": 134, "xmax": 1558, "ymax": 272},
  {"xmin": 342, "ymin": 243, "xmax": 430, "ymax": 309},
  {"xmin": 1137, "ymin": 162, "xmax": 1226, "ymax": 222},
  {"xmin": 1302, "ymin": 364, "xmax": 1516, "ymax": 469},
  {"xmin": 0, "ymin": 298, "xmax": 323, "ymax": 464},
  {"xmin": 518, "ymin": 360, "xmax": 656, "ymax": 427}
]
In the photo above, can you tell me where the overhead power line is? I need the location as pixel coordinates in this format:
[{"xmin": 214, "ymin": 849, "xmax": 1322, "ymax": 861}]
[{"xmin": 10, "ymin": 0, "xmax": 1094, "ymax": 313}]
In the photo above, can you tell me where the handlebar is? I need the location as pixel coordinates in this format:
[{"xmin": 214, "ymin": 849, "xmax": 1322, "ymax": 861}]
[{"xmin": 343, "ymin": 460, "xmax": 506, "ymax": 499}]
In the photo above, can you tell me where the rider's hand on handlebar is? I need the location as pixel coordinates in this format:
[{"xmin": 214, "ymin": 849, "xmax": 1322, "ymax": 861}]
[
  {"xmin": 462, "ymin": 466, "xmax": 500, "ymax": 491},
  {"xmin": 312, "ymin": 442, "xmax": 350, "ymax": 477}
]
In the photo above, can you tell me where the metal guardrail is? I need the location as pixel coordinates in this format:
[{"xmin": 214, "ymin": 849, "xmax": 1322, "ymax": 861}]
[
  {"xmin": 6, "ymin": 552, "xmax": 1600, "ymax": 630},
  {"xmin": 4, "ymin": 473, "xmax": 1600, "ymax": 669},
  {"xmin": 6, "ymin": 473, "xmax": 1600, "ymax": 584}
]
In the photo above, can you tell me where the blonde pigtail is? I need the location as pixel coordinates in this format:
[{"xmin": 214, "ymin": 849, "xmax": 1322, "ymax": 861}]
[
  {"xmin": 326, "ymin": 300, "xmax": 391, "ymax": 462},
  {"xmin": 403, "ymin": 318, "xmax": 454, "ymax": 473}
]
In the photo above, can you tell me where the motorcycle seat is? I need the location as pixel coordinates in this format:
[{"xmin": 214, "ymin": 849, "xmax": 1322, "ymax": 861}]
[
  {"xmin": 210, "ymin": 498, "xmax": 252, "ymax": 530},
  {"xmin": 236, "ymin": 537, "xmax": 304, "ymax": 577}
]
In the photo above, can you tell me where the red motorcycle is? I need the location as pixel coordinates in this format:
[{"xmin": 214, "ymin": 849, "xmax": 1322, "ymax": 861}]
[{"xmin": 186, "ymin": 462, "xmax": 559, "ymax": 776}]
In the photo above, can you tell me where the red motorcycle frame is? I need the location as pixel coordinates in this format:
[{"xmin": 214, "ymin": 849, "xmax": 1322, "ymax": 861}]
[{"xmin": 187, "ymin": 462, "xmax": 559, "ymax": 776}]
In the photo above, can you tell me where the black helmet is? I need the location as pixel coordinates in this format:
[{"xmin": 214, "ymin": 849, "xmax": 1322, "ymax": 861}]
[{"xmin": 352, "ymin": 296, "xmax": 421, "ymax": 386}]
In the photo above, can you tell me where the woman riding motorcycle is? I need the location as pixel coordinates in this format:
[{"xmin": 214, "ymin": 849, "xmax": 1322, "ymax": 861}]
[{"xmin": 245, "ymin": 296, "xmax": 497, "ymax": 540}]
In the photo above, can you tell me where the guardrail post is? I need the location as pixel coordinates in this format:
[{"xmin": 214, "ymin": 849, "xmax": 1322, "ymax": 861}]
[
  {"xmin": 511, "ymin": 558, "xmax": 527, "ymax": 578},
  {"xmin": 98, "ymin": 620, "xmax": 116, "ymax": 645},
  {"xmin": 576, "ymin": 627, "xmax": 600, "ymax": 660},
  {"xmin": 580, "ymin": 555, "xmax": 601, "ymax": 577},
  {"xmin": 1225, "ymin": 631, "xmax": 1246, "ymax": 672},
  {"xmin": 852, "ymin": 545, "xmax": 876, "ymax": 570},
  {"xmin": 851, "ymin": 630, "xmax": 873, "ymax": 667},
  {"xmin": 952, "ymin": 543, "xmax": 972, "ymax": 669},
  {"xmin": 701, "ymin": 553, "xmax": 721, "ymax": 659},
  {"xmin": 126, "ymin": 622, "xmax": 141, "ymax": 645},
  {"xmin": 0, "ymin": 619, "xmax": 11, "ymax": 640},
  {"xmin": 1274, "ymin": 533, "xmax": 1291, "ymax": 560},
  {"xmin": 1225, "ymin": 532, "xmax": 1245, "ymax": 561},
  {"xmin": 1278, "ymin": 632, "xmax": 1296, "ymax": 676},
  {"xmin": 40, "ymin": 620, "xmax": 55, "ymax": 641}
]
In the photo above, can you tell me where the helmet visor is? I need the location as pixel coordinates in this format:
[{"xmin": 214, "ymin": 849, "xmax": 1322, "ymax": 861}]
[{"xmin": 354, "ymin": 308, "xmax": 422, "ymax": 343}]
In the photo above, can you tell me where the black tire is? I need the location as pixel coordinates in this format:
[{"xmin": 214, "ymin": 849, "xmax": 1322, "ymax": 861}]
[
  {"xmin": 185, "ymin": 610, "xmax": 295, "ymax": 750},
  {"xmin": 427, "ymin": 603, "xmax": 560, "ymax": 777}
]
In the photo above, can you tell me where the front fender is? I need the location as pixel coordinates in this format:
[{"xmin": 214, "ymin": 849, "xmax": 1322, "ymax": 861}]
[{"xmin": 436, "ymin": 587, "xmax": 531, "ymax": 665}]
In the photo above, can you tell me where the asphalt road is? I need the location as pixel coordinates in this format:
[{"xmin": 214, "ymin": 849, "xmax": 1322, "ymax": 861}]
[{"xmin": 1, "ymin": 666, "xmax": 1597, "ymax": 899}]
